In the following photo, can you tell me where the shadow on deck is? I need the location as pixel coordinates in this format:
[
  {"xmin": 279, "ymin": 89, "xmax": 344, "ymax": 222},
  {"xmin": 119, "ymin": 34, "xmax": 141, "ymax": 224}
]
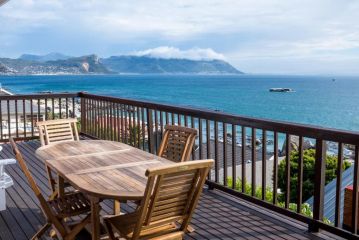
[{"xmin": 0, "ymin": 140, "xmax": 338, "ymax": 240}]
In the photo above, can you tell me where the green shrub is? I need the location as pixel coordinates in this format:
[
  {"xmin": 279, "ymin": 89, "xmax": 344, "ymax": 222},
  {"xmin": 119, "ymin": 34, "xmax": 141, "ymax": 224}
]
[
  {"xmin": 227, "ymin": 176, "xmax": 331, "ymax": 224},
  {"xmin": 278, "ymin": 149, "xmax": 351, "ymax": 203}
]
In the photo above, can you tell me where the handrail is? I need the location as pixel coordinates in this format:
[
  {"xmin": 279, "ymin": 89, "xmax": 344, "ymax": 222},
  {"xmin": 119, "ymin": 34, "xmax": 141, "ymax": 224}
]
[
  {"xmin": 79, "ymin": 92, "xmax": 359, "ymax": 145},
  {"xmin": 0, "ymin": 92, "xmax": 79, "ymax": 100}
]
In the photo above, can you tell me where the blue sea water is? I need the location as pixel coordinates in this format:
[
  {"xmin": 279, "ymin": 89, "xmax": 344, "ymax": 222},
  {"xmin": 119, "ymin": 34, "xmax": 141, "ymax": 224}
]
[{"xmin": 1, "ymin": 74, "xmax": 359, "ymax": 131}]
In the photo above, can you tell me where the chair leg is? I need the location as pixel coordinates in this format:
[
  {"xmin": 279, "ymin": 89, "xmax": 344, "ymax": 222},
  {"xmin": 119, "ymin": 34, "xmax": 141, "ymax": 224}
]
[
  {"xmin": 186, "ymin": 225, "xmax": 195, "ymax": 233},
  {"xmin": 104, "ymin": 220, "xmax": 117, "ymax": 240},
  {"xmin": 31, "ymin": 223, "xmax": 51, "ymax": 240},
  {"xmin": 177, "ymin": 220, "xmax": 195, "ymax": 233},
  {"xmin": 48, "ymin": 189, "xmax": 59, "ymax": 201},
  {"xmin": 65, "ymin": 214, "xmax": 91, "ymax": 240}
]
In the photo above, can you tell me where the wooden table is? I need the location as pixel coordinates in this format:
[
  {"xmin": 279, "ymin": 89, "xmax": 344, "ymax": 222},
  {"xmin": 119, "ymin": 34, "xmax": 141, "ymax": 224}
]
[{"xmin": 35, "ymin": 140, "xmax": 174, "ymax": 240}]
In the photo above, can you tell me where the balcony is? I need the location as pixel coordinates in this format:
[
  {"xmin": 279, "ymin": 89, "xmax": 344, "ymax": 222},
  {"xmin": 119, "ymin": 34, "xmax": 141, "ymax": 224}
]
[{"xmin": 1, "ymin": 92, "xmax": 359, "ymax": 239}]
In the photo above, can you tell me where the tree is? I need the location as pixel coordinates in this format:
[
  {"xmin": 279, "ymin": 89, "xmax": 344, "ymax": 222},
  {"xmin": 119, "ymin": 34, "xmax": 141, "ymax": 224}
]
[{"xmin": 278, "ymin": 149, "xmax": 351, "ymax": 203}]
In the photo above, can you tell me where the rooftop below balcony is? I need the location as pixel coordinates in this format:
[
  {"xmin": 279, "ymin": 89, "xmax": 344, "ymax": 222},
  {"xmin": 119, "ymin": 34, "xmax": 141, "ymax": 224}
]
[{"xmin": 0, "ymin": 140, "xmax": 339, "ymax": 240}]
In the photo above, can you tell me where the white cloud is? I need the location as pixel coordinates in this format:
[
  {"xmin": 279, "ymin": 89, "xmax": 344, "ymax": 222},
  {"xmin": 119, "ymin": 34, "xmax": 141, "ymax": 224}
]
[
  {"xmin": 131, "ymin": 47, "xmax": 226, "ymax": 61},
  {"xmin": 1, "ymin": 0, "xmax": 359, "ymax": 73}
]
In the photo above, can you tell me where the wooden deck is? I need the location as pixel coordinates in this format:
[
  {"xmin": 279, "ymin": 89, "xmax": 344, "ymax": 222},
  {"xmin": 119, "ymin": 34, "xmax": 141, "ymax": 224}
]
[{"xmin": 0, "ymin": 140, "xmax": 339, "ymax": 240}]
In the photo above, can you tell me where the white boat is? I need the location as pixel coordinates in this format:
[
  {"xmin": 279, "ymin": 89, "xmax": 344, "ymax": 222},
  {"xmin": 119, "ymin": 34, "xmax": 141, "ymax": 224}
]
[{"xmin": 269, "ymin": 88, "xmax": 294, "ymax": 92}]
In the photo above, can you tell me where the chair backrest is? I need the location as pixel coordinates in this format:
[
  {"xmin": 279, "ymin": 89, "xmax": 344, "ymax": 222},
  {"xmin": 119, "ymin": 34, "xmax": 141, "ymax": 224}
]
[
  {"xmin": 9, "ymin": 138, "xmax": 67, "ymax": 235},
  {"xmin": 37, "ymin": 118, "xmax": 79, "ymax": 146},
  {"xmin": 132, "ymin": 159, "xmax": 213, "ymax": 239},
  {"xmin": 157, "ymin": 125, "xmax": 198, "ymax": 162}
]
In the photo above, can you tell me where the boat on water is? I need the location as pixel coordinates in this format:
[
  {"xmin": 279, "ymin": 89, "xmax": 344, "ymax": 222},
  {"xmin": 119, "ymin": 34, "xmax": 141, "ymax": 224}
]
[
  {"xmin": 38, "ymin": 90, "xmax": 53, "ymax": 94},
  {"xmin": 269, "ymin": 88, "xmax": 294, "ymax": 92}
]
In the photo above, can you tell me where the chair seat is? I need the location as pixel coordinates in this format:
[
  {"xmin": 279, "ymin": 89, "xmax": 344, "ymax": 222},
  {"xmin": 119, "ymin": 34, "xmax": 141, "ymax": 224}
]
[
  {"xmin": 48, "ymin": 192, "xmax": 91, "ymax": 218},
  {"xmin": 105, "ymin": 212, "xmax": 181, "ymax": 240}
]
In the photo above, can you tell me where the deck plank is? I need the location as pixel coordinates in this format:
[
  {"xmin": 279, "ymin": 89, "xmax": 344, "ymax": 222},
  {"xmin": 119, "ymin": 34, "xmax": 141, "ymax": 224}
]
[{"xmin": 0, "ymin": 140, "xmax": 335, "ymax": 240}]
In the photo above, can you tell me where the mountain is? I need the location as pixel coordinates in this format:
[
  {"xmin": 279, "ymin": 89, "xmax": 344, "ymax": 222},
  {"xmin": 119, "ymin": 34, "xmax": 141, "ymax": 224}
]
[
  {"xmin": 0, "ymin": 53, "xmax": 243, "ymax": 75},
  {"xmin": 100, "ymin": 56, "xmax": 242, "ymax": 74},
  {"xmin": 19, "ymin": 53, "xmax": 72, "ymax": 62},
  {"xmin": 0, "ymin": 55, "xmax": 111, "ymax": 75}
]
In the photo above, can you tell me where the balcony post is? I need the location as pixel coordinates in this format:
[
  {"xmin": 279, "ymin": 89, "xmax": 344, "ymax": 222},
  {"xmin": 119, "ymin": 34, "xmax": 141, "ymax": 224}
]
[
  {"xmin": 80, "ymin": 97, "xmax": 86, "ymax": 133},
  {"xmin": 146, "ymin": 108, "xmax": 154, "ymax": 154},
  {"xmin": 309, "ymin": 139, "xmax": 326, "ymax": 232}
]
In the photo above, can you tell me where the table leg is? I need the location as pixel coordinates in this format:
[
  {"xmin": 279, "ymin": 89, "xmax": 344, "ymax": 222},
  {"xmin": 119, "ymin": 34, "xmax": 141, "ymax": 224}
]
[
  {"xmin": 57, "ymin": 175, "xmax": 65, "ymax": 198},
  {"xmin": 114, "ymin": 200, "xmax": 121, "ymax": 215},
  {"xmin": 90, "ymin": 197, "xmax": 100, "ymax": 240}
]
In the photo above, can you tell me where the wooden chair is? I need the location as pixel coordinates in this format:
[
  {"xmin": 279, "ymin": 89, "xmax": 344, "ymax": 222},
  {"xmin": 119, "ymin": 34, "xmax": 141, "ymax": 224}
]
[
  {"xmin": 113, "ymin": 125, "xmax": 198, "ymax": 229},
  {"xmin": 37, "ymin": 118, "xmax": 79, "ymax": 146},
  {"xmin": 158, "ymin": 125, "xmax": 198, "ymax": 162},
  {"xmin": 104, "ymin": 159, "xmax": 213, "ymax": 240},
  {"xmin": 36, "ymin": 118, "xmax": 79, "ymax": 199},
  {"xmin": 9, "ymin": 138, "xmax": 91, "ymax": 240}
]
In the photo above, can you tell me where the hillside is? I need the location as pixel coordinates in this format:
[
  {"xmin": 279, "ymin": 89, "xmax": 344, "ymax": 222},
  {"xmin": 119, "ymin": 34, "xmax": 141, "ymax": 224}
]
[
  {"xmin": 0, "ymin": 54, "xmax": 243, "ymax": 75},
  {"xmin": 19, "ymin": 53, "xmax": 71, "ymax": 62},
  {"xmin": 0, "ymin": 55, "xmax": 110, "ymax": 75},
  {"xmin": 101, "ymin": 56, "xmax": 242, "ymax": 74}
]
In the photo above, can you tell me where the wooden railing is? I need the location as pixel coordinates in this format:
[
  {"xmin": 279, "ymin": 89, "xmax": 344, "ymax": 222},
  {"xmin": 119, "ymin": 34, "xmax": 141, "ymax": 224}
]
[
  {"xmin": 2, "ymin": 91, "xmax": 359, "ymax": 239},
  {"xmin": 0, "ymin": 93, "xmax": 79, "ymax": 142},
  {"xmin": 79, "ymin": 92, "xmax": 359, "ymax": 239}
]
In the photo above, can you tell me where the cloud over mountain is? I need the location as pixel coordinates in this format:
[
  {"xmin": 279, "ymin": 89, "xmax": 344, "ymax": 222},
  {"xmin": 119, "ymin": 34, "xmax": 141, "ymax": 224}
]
[
  {"xmin": 132, "ymin": 47, "xmax": 226, "ymax": 61},
  {"xmin": 2, "ymin": 1, "xmax": 359, "ymax": 74}
]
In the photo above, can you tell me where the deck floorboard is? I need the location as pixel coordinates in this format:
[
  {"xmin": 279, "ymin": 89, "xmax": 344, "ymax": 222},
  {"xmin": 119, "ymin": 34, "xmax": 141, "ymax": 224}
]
[{"xmin": 0, "ymin": 140, "xmax": 338, "ymax": 240}]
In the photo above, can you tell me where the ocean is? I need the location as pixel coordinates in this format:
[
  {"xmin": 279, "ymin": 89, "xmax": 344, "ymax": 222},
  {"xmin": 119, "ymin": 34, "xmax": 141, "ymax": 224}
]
[{"xmin": 1, "ymin": 74, "xmax": 359, "ymax": 132}]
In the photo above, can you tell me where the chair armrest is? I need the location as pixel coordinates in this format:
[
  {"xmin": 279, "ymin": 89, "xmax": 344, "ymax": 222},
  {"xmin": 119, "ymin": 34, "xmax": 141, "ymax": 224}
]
[{"xmin": 0, "ymin": 158, "xmax": 16, "ymax": 177}]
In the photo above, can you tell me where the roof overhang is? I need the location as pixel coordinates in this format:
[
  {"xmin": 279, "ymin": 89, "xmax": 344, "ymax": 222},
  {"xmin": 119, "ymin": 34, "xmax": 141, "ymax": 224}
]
[{"xmin": 0, "ymin": 0, "xmax": 9, "ymax": 7}]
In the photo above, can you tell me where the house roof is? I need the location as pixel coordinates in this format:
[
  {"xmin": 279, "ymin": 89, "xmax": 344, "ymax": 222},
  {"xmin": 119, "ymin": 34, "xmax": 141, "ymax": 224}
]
[{"xmin": 306, "ymin": 165, "xmax": 353, "ymax": 225}]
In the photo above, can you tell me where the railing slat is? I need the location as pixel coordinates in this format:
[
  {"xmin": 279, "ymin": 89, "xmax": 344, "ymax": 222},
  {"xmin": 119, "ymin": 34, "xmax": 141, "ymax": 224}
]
[
  {"xmin": 262, "ymin": 130, "xmax": 267, "ymax": 200},
  {"xmin": 22, "ymin": 99, "xmax": 26, "ymax": 138},
  {"xmin": 241, "ymin": 126, "xmax": 246, "ymax": 193},
  {"xmin": 30, "ymin": 99, "xmax": 34, "ymax": 136},
  {"xmin": 59, "ymin": 98, "xmax": 62, "ymax": 119},
  {"xmin": 251, "ymin": 128, "xmax": 256, "ymax": 196},
  {"xmin": 65, "ymin": 98, "xmax": 69, "ymax": 118},
  {"xmin": 147, "ymin": 108, "xmax": 154, "ymax": 154},
  {"xmin": 137, "ymin": 107, "xmax": 141, "ymax": 148},
  {"xmin": 352, "ymin": 146, "xmax": 359, "ymax": 233},
  {"xmin": 154, "ymin": 110, "xmax": 159, "ymax": 151},
  {"xmin": 72, "ymin": 97, "xmax": 75, "ymax": 118},
  {"xmin": 223, "ymin": 123, "xmax": 228, "ymax": 186},
  {"xmin": 160, "ymin": 111, "xmax": 164, "ymax": 141},
  {"xmin": 311, "ymin": 139, "xmax": 326, "ymax": 232},
  {"xmin": 199, "ymin": 118, "xmax": 203, "ymax": 159},
  {"xmin": 285, "ymin": 134, "xmax": 291, "ymax": 208},
  {"xmin": 273, "ymin": 132, "xmax": 278, "ymax": 205},
  {"xmin": 141, "ymin": 107, "xmax": 145, "ymax": 150},
  {"xmin": 214, "ymin": 121, "xmax": 219, "ymax": 182},
  {"xmin": 206, "ymin": 120, "xmax": 211, "ymax": 181},
  {"xmin": 15, "ymin": 100, "xmax": 18, "ymax": 138},
  {"xmin": 335, "ymin": 143, "xmax": 343, "ymax": 227},
  {"xmin": 191, "ymin": 117, "xmax": 195, "ymax": 159},
  {"xmin": 297, "ymin": 136, "xmax": 304, "ymax": 213},
  {"xmin": 232, "ymin": 125, "xmax": 237, "ymax": 190},
  {"xmin": 51, "ymin": 98, "xmax": 55, "ymax": 120}
]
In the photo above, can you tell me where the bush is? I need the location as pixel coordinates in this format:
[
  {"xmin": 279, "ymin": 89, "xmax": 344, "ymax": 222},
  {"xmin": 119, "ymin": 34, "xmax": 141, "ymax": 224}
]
[
  {"xmin": 227, "ymin": 176, "xmax": 331, "ymax": 224},
  {"xmin": 278, "ymin": 149, "xmax": 351, "ymax": 203}
]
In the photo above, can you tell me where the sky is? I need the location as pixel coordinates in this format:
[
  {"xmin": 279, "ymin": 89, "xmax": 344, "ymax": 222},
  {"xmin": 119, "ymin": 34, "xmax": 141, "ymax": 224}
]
[{"xmin": 1, "ymin": 0, "xmax": 359, "ymax": 75}]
